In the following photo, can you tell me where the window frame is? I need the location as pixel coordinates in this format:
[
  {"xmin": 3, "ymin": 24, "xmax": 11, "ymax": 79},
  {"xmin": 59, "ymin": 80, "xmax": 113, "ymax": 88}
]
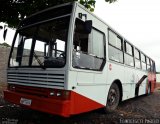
[
  {"xmin": 72, "ymin": 23, "xmax": 106, "ymax": 71},
  {"xmin": 125, "ymin": 41, "xmax": 133, "ymax": 56},
  {"xmin": 146, "ymin": 57, "xmax": 151, "ymax": 71},
  {"xmin": 152, "ymin": 61, "xmax": 156, "ymax": 73},
  {"xmin": 141, "ymin": 53, "xmax": 147, "ymax": 71},
  {"xmin": 124, "ymin": 41, "xmax": 134, "ymax": 67},
  {"xmin": 134, "ymin": 48, "xmax": 141, "ymax": 69},
  {"xmin": 90, "ymin": 28, "xmax": 106, "ymax": 59},
  {"xmin": 108, "ymin": 29, "xmax": 124, "ymax": 64},
  {"xmin": 9, "ymin": 16, "xmax": 70, "ymax": 68}
]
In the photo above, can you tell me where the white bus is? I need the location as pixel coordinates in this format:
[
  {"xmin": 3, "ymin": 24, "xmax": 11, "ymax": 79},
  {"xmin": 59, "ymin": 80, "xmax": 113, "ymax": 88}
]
[{"xmin": 4, "ymin": 2, "xmax": 156, "ymax": 117}]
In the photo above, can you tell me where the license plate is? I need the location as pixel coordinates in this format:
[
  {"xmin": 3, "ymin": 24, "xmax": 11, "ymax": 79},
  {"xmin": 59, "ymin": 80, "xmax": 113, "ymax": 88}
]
[{"xmin": 20, "ymin": 98, "xmax": 32, "ymax": 106}]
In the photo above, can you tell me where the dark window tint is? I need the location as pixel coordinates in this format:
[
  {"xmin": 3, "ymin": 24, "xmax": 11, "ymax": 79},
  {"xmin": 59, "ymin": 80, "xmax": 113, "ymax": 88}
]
[{"xmin": 20, "ymin": 4, "xmax": 72, "ymax": 28}]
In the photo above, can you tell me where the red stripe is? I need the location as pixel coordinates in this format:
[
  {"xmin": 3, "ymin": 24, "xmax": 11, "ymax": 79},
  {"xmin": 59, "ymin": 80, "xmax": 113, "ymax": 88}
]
[
  {"xmin": 4, "ymin": 85, "xmax": 104, "ymax": 117},
  {"xmin": 70, "ymin": 91, "xmax": 104, "ymax": 115}
]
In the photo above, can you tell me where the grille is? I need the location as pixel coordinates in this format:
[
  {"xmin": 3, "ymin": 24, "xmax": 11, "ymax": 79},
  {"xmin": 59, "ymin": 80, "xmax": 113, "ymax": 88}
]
[{"xmin": 7, "ymin": 70, "xmax": 65, "ymax": 89}]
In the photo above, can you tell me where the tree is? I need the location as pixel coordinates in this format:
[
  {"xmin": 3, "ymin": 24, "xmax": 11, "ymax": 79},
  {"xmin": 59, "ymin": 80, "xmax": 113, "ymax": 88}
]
[
  {"xmin": 0, "ymin": 0, "xmax": 116, "ymax": 28},
  {"xmin": 0, "ymin": 26, "xmax": 3, "ymax": 29},
  {"xmin": 0, "ymin": 42, "xmax": 11, "ymax": 47}
]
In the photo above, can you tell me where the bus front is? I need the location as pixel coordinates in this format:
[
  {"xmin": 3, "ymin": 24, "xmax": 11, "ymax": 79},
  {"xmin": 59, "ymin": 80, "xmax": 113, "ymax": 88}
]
[{"xmin": 4, "ymin": 3, "xmax": 73, "ymax": 117}]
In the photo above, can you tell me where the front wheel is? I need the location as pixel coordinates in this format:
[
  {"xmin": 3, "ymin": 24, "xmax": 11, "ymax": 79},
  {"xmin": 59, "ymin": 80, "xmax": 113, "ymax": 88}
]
[{"xmin": 104, "ymin": 83, "xmax": 120, "ymax": 113}]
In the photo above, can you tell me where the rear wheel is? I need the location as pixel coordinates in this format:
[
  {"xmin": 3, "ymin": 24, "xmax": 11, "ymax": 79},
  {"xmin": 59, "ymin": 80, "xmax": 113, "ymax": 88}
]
[{"xmin": 105, "ymin": 83, "xmax": 120, "ymax": 113}]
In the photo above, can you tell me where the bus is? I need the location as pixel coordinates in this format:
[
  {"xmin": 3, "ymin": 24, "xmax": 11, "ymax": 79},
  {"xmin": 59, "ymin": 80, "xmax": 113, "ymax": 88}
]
[{"xmin": 4, "ymin": 2, "xmax": 156, "ymax": 117}]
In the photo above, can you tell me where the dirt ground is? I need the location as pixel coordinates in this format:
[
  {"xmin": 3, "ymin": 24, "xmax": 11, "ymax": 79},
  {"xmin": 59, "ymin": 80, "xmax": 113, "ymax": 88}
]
[{"xmin": 0, "ymin": 87, "xmax": 160, "ymax": 124}]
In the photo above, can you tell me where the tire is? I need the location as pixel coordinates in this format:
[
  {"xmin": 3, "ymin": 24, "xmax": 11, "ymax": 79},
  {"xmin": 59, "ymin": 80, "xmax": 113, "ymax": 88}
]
[{"xmin": 104, "ymin": 83, "xmax": 120, "ymax": 113}]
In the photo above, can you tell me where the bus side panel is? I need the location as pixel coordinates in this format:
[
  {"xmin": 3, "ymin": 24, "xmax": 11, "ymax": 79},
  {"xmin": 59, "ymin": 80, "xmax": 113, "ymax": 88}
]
[
  {"xmin": 67, "ymin": 4, "xmax": 110, "ymax": 107},
  {"xmin": 67, "ymin": 70, "xmax": 109, "ymax": 106},
  {"xmin": 125, "ymin": 67, "xmax": 148, "ymax": 97},
  {"xmin": 124, "ymin": 67, "xmax": 136, "ymax": 99},
  {"xmin": 135, "ymin": 70, "xmax": 148, "ymax": 96},
  {"xmin": 106, "ymin": 62, "xmax": 126, "ymax": 100}
]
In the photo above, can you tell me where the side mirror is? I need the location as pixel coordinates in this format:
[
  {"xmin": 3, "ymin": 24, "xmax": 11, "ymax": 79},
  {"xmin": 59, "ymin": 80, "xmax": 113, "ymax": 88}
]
[{"xmin": 84, "ymin": 20, "xmax": 92, "ymax": 34}]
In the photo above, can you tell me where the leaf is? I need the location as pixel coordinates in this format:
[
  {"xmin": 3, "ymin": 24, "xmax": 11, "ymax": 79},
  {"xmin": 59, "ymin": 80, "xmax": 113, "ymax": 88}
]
[
  {"xmin": 90, "ymin": 8, "xmax": 94, "ymax": 12},
  {"xmin": 105, "ymin": 0, "xmax": 117, "ymax": 3},
  {"xmin": 0, "ymin": 0, "xmax": 117, "ymax": 27}
]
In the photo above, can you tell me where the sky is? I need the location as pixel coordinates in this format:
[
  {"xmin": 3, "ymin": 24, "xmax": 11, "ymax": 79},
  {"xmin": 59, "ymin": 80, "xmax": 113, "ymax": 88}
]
[
  {"xmin": 94, "ymin": 0, "xmax": 160, "ymax": 71},
  {"xmin": 0, "ymin": 0, "xmax": 160, "ymax": 71}
]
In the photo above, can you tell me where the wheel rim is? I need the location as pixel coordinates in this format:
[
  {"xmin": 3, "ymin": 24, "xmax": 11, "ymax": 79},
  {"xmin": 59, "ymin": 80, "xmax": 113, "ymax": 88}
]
[{"xmin": 108, "ymin": 89, "xmax": 117, "ymax": 107}]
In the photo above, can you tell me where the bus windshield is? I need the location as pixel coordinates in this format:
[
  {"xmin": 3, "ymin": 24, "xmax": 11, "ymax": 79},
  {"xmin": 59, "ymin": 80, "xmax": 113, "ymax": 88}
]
[{"xmin": 10, "ymin": 16, "xmax": 70, "ymax": 68}]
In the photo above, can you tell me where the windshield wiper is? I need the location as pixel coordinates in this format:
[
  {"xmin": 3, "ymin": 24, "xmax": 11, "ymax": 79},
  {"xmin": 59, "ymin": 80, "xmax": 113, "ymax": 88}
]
[{"xmin": 33, "ymin": 52, "xmax": 46, "ymax": 70}]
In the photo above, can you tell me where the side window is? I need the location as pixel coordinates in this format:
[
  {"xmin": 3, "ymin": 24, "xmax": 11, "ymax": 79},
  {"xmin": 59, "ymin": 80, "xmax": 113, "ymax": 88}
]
[
  {"xmin": 152, "ymin": 61, "xmax": 156, "ymax": 73},
  {"xmin": 108, "ymin": 30, "xmax": 123, "ymax": 63},
  {"xmin": 146, "ymin": 57, "xmax": 151, "ymax": 71},
  {"xmin": 150, "ymin": 60, "xmax": 154, "ymax": 72},
  {"xmin": 72, "ymin": 18, "xmax": 105, "ymax": 71},
  {"xmin": 141, "ymin": 53, "xmax": 147, "ymax": 70},
  {"xmin": 109, "ymin": 30, "xmax": 122, "ymax": 49},
  {"xmin": 125, "ymin": 42, "xmax": 133, "ymax": 55},
  {"xmin": 150, "ymin": 60, "xmax": 153, "ymax": 72},
  {"xmin": 124, "ymin": 41, "xmax": 134, "ymax": 67},
  {"xmin": 134, "ymin": 48, "xmax": 141, "ymax": 69},
  {"xmin": 88, "ymin": 29, "xmax": 104, "ymax": 58}
]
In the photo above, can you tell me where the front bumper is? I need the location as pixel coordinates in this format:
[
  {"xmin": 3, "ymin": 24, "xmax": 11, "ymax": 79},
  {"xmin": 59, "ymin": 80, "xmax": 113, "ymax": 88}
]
[{"xmin": 4, "ymin": 90, "xmax": 70, "ymax": 117}]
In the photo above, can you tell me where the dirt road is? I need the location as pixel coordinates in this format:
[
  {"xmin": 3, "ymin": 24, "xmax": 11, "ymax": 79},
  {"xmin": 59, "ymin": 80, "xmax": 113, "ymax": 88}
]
[{"xmin": 0, "ymin": 89, "xmax": 160, "ymax": 124}]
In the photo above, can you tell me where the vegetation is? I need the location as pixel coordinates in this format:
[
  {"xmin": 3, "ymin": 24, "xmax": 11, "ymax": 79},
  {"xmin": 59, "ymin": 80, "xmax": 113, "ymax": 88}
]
[
  {"xmin": 0, "ymin": 42, "xmax": 11, "ymax": 47},
  {"xmin": 0, "ymin": 0, "xmax": 116, "ymax": 28}
]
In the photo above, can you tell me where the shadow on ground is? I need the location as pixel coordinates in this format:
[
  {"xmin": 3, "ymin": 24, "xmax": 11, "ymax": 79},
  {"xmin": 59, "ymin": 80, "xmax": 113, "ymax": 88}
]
[{"xmin": 0, "ymin": 89, "xmax": 160, "ymax": 124}]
